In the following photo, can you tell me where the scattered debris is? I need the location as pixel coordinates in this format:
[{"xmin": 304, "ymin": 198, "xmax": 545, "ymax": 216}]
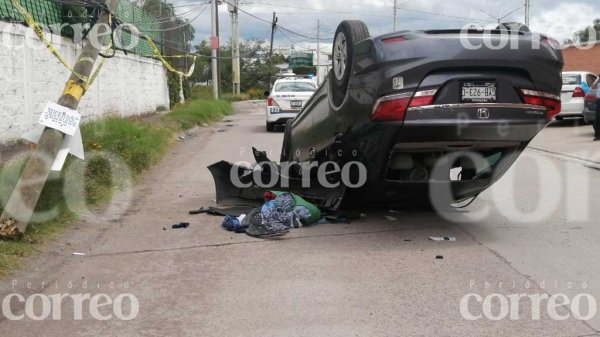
[
  {"xmin": 429, "ymin": 236, "xmax": 456, "ymax": 241},
  {"xmin": 72, "ymin": 252, "xmax": 86, "ymax": 256},
  {"xmin": 0, "ymin": 218, "xmax": 22, "ymax": 240},
  {"xmin": 404, "ymin": 239, "xmax": 412, "ymax": 242},
  {"xmin": 201, "ymin": 123, "xmax": 209, "ymax": 127},
  {"xmin": 162, "ymin": 227, "xmax": 167, "ymax": 231},
  {"xmin": 217, "ymin": 130, "xmax": 226, "ymax": 133},
  {"xmin": 436, "ymin": 255, "xmax": 444, "ymax": 260},
  {"xmin": 172, "ymin": 222, "xmax": 190, "ymax": 229},
  {"xmin": 178, "ymin": 136, "xmax": 187, "ymax": 140},
  {"xmin": 384, "ymin": 215, "xmax": 397, "ymax": 221}
]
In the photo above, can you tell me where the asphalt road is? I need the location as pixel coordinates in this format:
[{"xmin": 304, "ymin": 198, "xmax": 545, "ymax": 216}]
[{"xmin": 1, "ymin": 101, "xmax": 599, "ymax": 336}]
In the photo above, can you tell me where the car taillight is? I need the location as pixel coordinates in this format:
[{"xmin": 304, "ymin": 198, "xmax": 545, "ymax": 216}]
[
  {"xmin": 371, "ymin": 89, "xmax": 438, "ymax": 122},
  {"xmin": 572, "ymin": 86, "xmax": 585, "ymax": 98},
  {"xmin": 371, "ymin": 93, "xmax": 412, "ymax": 121},
  {"xmin": 382, "ymin": 36, "xmax": 406, "ymax": 44},
  {"xmin": 520, "ymin": 89, "xmax": 561, "ymax": 119},
  {"xmin": 267, "ymin": 97, "xmax": 274, "ymax": 106},
  {"xmin": 409, "ymin": 89, "xmax": 437, "ymax": 107}
]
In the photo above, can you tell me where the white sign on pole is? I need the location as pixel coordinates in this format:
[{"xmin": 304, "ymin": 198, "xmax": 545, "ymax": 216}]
[
  {"xmin": 37, "ymin": 102, "xmax": 82, "ymax": 136},
  {"xmin": 23, "ymin": 102, "xmax": 85, "ymax": 171}
]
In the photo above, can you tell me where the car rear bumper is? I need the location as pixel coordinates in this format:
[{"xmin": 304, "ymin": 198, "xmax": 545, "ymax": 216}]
[
  {"xmin": 559, "ymin": 100, "xmax": 584, "ymax": 116},
  {"xmin": 266, "ymin": 109, "xmax": 298, "ymax": 123}
]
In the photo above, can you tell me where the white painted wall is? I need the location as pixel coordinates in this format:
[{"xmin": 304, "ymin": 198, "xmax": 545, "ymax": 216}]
[{"xmin": 0, "ymin": 22, "xmax": 170, "ymax": 143}]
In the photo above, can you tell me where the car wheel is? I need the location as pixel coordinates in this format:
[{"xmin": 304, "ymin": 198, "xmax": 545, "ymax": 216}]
[
  {"xmin": 497, "ymin": 22, "xmax": 530, "ymax": 33},
  {"xmin": 266, "ymin": 122, "xmax": 275, "ymax": 132},
  {"xmin": 555, "ymin": 116, "xmax": 564, "ymax": 121},
  {"xmin": 280, "ymin": 119, "xmax": 293, "ymax": 162},
  {"xmin": 331, "ymin": 20, "xmax": 370, "ymax": 106}
]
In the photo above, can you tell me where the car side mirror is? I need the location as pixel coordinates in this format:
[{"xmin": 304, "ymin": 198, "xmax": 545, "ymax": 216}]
[{"xmin": 264, "ymin": 91, "xmax": 270, "ymax": 97}]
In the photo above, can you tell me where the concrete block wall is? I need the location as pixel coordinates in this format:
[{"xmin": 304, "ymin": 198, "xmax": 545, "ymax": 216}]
[{"xmin": 0, "ymin": 22, "xmax": 170, "ymax": 143}]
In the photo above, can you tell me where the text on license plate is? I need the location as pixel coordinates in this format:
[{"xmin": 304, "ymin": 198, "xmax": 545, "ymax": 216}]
[
  {"xmin": 461, "ymin": 82, "xmax": 497, "ymax": 103},
  {"xmin": 290, "ymin": 100, "xmax": 302, "ymax": 108}
]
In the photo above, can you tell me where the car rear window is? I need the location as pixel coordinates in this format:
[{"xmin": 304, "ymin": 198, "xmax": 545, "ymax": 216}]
[
  {"xmin": 275, "ymin": 82, "xmax": 316, "ymax": 92},
  {"xmin": 562, "ymin": 74, "xmax": 581, "ymax": 85}
]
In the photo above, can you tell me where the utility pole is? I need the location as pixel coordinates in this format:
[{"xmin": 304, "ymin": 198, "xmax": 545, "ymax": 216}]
[
  {"xmin": 210, "ymin": 0, "xmax": 219, "ymax": 99},
  {"xmin": 524, "ymin": 0, "xmax": 530, "ymax": 26},
  {"xmin": 393, "ymin": 0, "xmax": 397, "ymax": 31},
  {"xmin": 0, "ymin": 0, "xmax": 121, "ymax": 235},
  {"xmin": 268, "ymin": 12, "xmax": 277, "ymax": 89},
  {"xmin": 230, "ymin": 0, "xmax": 240, "ymax": 95},
  {"xmin": 316, "ymin": 20, "xmax": 320, "ymax": 86}
]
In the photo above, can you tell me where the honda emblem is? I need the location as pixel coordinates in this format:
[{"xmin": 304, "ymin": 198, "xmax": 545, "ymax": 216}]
[{"xmin": 477, "ymin": 108, "xmax": 490, "ymax": 119}]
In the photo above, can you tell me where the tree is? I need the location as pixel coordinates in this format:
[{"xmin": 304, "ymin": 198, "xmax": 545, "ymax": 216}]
[
  {"xmin": 573, "ymin": 18, "xmax": 600, "ymax": 43},
  {"xmin": 191, "ymin": 39, "xmax": 283, "ymax": 92}
]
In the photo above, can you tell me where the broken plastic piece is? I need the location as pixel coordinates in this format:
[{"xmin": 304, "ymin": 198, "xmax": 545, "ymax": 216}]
[
  {"xmin": 172, "ymin": 222, "xmax": 190, "ymax": 229},
  {"xmin": 429, "ymin": 236, "xmax": 456, "ymax": 241}
]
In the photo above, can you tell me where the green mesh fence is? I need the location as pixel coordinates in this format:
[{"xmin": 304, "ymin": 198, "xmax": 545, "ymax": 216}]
[{"xmin": 0, "ymin": 0, "xmax": 165, "ymax": 57}]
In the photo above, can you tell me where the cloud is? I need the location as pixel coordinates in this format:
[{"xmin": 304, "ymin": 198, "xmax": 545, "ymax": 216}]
[{"xmin": 168, "ymin": 0, "xmax": 600, "ymax": 47}]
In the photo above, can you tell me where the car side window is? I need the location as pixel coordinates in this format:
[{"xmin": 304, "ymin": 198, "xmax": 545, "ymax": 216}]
[
  {"xmin": 592, "ymin": 78, "xmax": 600, "ymax": 90},
  {"xmin": 587, "ymin": 74, "xmax": 597, "ymax": 87}
]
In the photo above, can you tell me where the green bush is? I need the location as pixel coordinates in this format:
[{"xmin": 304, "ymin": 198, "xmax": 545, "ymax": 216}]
[{"xmin": 246, "ymin": 88, "xmax": 265, "ymax": 100}]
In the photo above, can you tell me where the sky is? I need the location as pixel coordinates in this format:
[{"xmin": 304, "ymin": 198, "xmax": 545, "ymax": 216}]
[{"xmin": 167, "ymin": 0, "xmax": 600, "ymax": 50}]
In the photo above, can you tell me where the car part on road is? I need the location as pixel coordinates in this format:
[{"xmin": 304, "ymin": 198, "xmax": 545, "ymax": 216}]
[
  {"xmin": 172, "ymin": 222, "xmax": 190, "ymax": 229},
  {"xmin": 429, "ymin": 236, "xmax": 457, "ymax": 241}
]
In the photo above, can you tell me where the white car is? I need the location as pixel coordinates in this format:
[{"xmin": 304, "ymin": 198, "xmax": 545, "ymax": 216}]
[
  {"xmin": 558, "ymin": 71, "xmax": 598, "ymax": 121},
  {"xmin": 265, "ymin": 78, "xmax": 316, "ymax": 131}
]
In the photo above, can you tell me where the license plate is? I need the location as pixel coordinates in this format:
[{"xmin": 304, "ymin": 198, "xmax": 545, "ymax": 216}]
[
  {"xmin": 290, "ymin": 100, "xmax": 302, "ymax": 109},
  {"xmin": 461, "ymin": 82, "xmax": 497, "ymax": 103}
]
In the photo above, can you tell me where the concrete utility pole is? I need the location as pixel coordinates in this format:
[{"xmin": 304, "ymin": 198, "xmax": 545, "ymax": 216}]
[
  {"xmin": 211, "ymin": 0, "xmax": 219, "ymax": 99},
  {"xmin": 393, "ymin": 0, "xmax": 397, "ymax": 31},
  {"xmin": 0, "ymin": 0, "xmax": 121, "ymax": 234},
  {"xmin": 524, "ymin": 0, "xmax": 530, "ymax": 26},
  {"xmin": 316, "ymin": 20, "xmax": 320, "ymax": 86},
  {"xmin": 230, "ymin": 0, "xmax": 241, "ymax": 95},
  {"xmin": 268, "ymin": 12, "xmax": 277, "ymax": 89}
]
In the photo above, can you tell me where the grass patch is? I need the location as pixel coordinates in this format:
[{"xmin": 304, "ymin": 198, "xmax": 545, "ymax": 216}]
[
  {"xmin": 0, "ymin": 98, "xmax": 232, "ymax": 275},
  {"xmin": 163, "ymin": 99, "xmax": 232, "ymax": 130}
]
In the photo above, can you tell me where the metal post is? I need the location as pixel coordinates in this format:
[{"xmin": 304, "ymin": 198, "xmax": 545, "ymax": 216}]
[
  {"xmin": 231, "ymin": 0, "xmax": 240, "ymax": 95},
  {"xmin": 211, "ymin": 0, "xmax": 219, "ymax": 99},
  {"xmin": 316, "ymin": 20, "xmax": 320, "ymax": 85},
  {"xmin": 524, "ymin": 0, "xmax": 530, "ymax": 26},
  {"xmin": 0, "ymin": 0, "xmax": 121, "ymax": 234},
  {"xmin": 393, "ymin": 0, "xmax": 397, "ymax": 31},
  {"xmin": 268, "ymin": 12, "xmax": 276, "ymax": 89}
]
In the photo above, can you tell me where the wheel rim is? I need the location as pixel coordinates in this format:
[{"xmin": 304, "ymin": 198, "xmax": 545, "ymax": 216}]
[{"xmin": 333, "ymin": 32, "xmax": 347, "ymax": 81}]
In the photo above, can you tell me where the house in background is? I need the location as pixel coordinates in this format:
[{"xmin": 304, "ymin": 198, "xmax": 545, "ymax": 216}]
[{"xmin": 561, "ymin": 41, "xmax": 600, "ymax": 75}]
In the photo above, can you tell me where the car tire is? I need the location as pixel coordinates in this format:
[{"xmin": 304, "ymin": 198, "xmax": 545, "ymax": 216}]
[
  {"xmin": 331, "ymin": 20, "xmax": 370, "ymax": 106},
  {"xmin": 280, "ymin": 119, "xmax": 294, "ymax": 162},
  {"xmin": 497, "ymin": 22, "xmax": 530, "ymax": 33},
  {"xmin": 266, "ymin": 122, "xmax": 275, "ymax": 132}
]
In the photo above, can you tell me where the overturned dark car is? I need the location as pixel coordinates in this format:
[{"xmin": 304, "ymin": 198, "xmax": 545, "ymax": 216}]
[{"xmin": 210, "ymin": 21, "xmax": 564, "ymax": 211}]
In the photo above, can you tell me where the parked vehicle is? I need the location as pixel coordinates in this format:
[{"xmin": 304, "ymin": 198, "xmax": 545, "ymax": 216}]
[
  {"xmin": 583, "ymin": 78, "xmax": 599, "ymax": 131},
  {"xmin": 558, "ymin": 71, "xmax": 598, "ymax": 121},
  {"xmin": 265, "ymin": 78, "xmax": 316, "ymax": 132}
]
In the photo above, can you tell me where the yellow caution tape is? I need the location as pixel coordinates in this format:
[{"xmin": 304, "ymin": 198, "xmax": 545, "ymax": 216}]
[
  {"xmin": 143, "ymin": 36, "xmax": 196, "ymax": 77},
  {"xmin": 62, "ymin": 80, "xmax": 86, "ymax": 101},
  {"xmin": 12, "ymin": 0, "xmax": 194, "ymax": 85},
  {"xmin": 10, "ymin": 0, "xmax": 113, "ymax": 92}
]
